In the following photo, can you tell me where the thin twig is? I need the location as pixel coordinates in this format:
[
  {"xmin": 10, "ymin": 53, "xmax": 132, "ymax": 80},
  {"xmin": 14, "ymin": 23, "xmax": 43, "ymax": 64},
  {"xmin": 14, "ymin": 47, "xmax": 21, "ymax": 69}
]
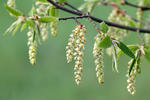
[
  {"xmin": 123, "ymin": 0, "xmax": 150, "ymax": 11},
  {"xmin": 137, "ymin": 30, "xmax": 145, "ymax": 46},
  {"xmin": 64, "ymin": 2, "xmax": 82, "ymax": 13},
  {"xmin": 59, "ymin": 16, "xmax": 89, "ymax": 20}
]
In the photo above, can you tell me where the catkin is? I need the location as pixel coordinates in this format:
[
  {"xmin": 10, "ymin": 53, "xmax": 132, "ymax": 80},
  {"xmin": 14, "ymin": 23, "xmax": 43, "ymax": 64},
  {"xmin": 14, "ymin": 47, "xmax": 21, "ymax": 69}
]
[
  {"xmin": 93, "ymin": 34, "xmax": 104, "ymax": 84},
  {"xmin": 127, "ymin": 59, "xmax": 137, "ymax": 95},
  {"xmin": 27, "ymin": 30, "xmax": 37, "ymax": 65},
  {"xmin": 50, "ymin": 22, "xmax": 58, "ymax": 36},
  {"xmin": 7, "ymin": 0, "xmax": 16, "ymax": 8},
  {"xmin": 66, "ymin": 25, "xmax": 86, "ymax": 85}
]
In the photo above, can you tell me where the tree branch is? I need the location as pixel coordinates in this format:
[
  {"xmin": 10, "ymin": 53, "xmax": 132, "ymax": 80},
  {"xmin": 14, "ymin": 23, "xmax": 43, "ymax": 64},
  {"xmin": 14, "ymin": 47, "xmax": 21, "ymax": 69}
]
[
  {"xmin": 123, "ymin": 0, "xmax": 150, "ymax": 11},
  {"xmin": 47, "ymin": 0, "xmax": 150, "ymax": 33}
]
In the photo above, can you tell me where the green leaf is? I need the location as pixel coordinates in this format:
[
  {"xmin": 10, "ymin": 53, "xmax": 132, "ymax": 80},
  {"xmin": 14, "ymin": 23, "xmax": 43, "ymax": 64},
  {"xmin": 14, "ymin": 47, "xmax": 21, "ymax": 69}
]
[
  {"xmin": 118, "ymin": 45, "xmax": 139, "ymax": 56},
  {"xmin": 12, "ymin": 22, "xmax": 22, "ymax": 35},
  {"xmin": 100, "ymin": 22, "xmax": 109, "ymax": 34},
  {"xmin": 21, "ymin": 22, "xmax": 27, "ymax": 31},
  {"xmin": 38, "ymin": 16, "xmax": 58, "ymax": 23},
  {"xmin": 112, "ymin": 44, "xmax": 118, "ymax": 72},
  {"xmin": 4, "ymin": 4, "xmax": 23, "ymax": 17},
  {"xmin": 28, "ymin": 6, "xmax": 36, "ymax": 16},
  {"xmin": 50, "ymin": 6, "xmax": 59, "ymax": 17},
  {"xmin": 115, "ymin": 41, "xmax": 135, "ymax": 58},
  {"xmin": 129, "ymin": 58, "xmax": 136, "ymax": 75},
  {"xmin": 98, "ymin": 36, "xmax": 112, "ymax": 48},
  {"xmin": 26, "ymin": 19, "xmax": 35, "ymax": 29}
]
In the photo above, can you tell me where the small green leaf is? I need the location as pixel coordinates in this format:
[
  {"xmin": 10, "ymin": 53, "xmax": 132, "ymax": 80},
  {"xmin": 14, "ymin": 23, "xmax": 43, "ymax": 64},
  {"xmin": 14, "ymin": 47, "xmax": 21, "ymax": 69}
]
[
  {"xmin": 118, "ymin": 45, "xmax": 139, "ymax": 56},
  {"xmin": 116, "ymin": 41, "xmax": 135, "ymax": 58},
  {"xmin": 38, "ymin": 16, "xmax": 58, "ymax": 23},
  {"xmin": 112, "ymin": 44, "xmax": 118, "ymax": 72},
  {"xmin": 98, "ymin": 36, "xmax": 112, "ymax": 48},
  {"xmin": 50, "ymin": 6, "xmax": 59, "ymax": 17},
  {"xmin": 4, "ymin": 4, "xmax": 23, "ymax": 17},
  {"xmin": 12, "ymin": 22, "xmax": 22, "ymax": 35},
  {"xmin": 21, "ymin": 22, "xmax": 27, "ymax": 31},
  {"xmin": 28, "ymin": 6, "xmax": 36, "ymax": 16},
  {"xmin": 129, "ymin": 58, "xmax": 136, "ymax": 75},
  {"xmin": 100, "ymin": 22, "xmax": 109, "ymax": 34},
  {"xmin": 26, "ymin": 19, "xmax": 35, "ymax": 29}
]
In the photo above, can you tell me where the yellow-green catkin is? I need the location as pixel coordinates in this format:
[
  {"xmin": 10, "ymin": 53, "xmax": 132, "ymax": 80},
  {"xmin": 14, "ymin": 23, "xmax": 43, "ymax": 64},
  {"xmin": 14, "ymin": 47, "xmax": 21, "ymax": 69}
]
[
  {"xmin": 66, "ymin": 25, "xmax": 86, "ymax": 85},
  {"xmin": 7, "ymin": 0, "xmax": 16, "ymax": 8},
  {"xmin": 50, "ymin": 21, "xmax": 57, "ymax": 36},
  {"xmin": 126, "ymin": 62, "xmax": 137, "ymax": 95},
  {"xmin": 41, "ymin": 24, "xmax": 49, "ymax": 41},
  {"xmin": 137, "ymin": 0, "xmax": 150, "ymax": 44},
  {"xmin": 93, "ymin": 34, "xmax": 104, "ymax": 84},
  {"xmin": 66, "ymin": 26, "xmax": 80, "ymax": 63},
  {"xmin": 108, "ymin": 8, "xmax": 128, "ymax": 40},
  {"xmin": 126, "ymin": 50, "xmax": 140, "ymax": 95},
  {"xmin": 27, "ymin": 30, "xmax": 37, "ymax": 65},
  {"xmin": 107, "ymin": 8, "xmax": 128, "ymax": 56}
]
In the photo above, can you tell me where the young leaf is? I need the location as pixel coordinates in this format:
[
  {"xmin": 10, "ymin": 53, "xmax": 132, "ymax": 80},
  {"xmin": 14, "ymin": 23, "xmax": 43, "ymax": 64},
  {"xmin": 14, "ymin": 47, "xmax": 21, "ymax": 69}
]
[
  {"xmin": 26, "ymin": 19, "xmax": 35, "ymax": 29},
  {"xmin": 100, "ymin": 22, "xmax": 109, "ymax": 34},
  {"xmin": 12, "ymin": 22, "xmax": 22, "ymax": 35},
  {"xmin": 98, "ymin": 36, "xmax": 112, "ymax": 48},
  {"xmin": 38, "ymin": 16, "xmax": 58, "ymax": 23},
  {"xmin": 4, "ymin": 4, "xmax": 23, "ymax": 17},
  {"xmin": 115, "ymin": 41, "xmax": 135, "ymax": 58},
  {"xmin": 118, "ymin": 45, "xmax": 139, "ymax": 56},
  {"xmin": 50, "ymin": 6, "xmax": 59, "ymax": 17},
  {"xmin": 21, "ymin": 23, "xmax": 27, "ymax": 31},
  {"xmin": 129, "ymin": 58, "xmax": 136, "ymax": 75},
  {"xmin": 112, "ymin": 44, "xmax": 119, "ymax": 72}
]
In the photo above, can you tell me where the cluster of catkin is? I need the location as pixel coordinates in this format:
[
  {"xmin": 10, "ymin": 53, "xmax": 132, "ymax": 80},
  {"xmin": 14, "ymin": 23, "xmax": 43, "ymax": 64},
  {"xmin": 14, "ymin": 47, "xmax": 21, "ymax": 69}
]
[
  {"xmin": 66, "ymin": 25, "xmax": 86, "ymax": 85},
  {"xmin": 127, "ymin": 50, "xmax": 142, "ymax": 95},
  {"xmin": 36, "ymin": 2, "xmax": 49, "ymax": 41},
  {"xmin": 27, "ymin": 29, "xmax": 37, "ymax": 65},
  {"xmin": 93, "ymin": 34, "xmax": 104, "ymax": 84},
  {"xmin": 127, "ymin": 59, "xmax": 137, "ymax": 95},
  {"xmin": 108, "ymin": 8, "xmax": 128, "ymax": 40}
]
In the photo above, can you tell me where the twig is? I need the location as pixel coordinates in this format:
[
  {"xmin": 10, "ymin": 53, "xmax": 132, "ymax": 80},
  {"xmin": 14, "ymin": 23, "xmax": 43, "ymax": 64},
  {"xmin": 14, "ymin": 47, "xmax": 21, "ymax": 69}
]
[
  {"xmin": 47, "ymin": 0, "xmax": 150, "ymax": 33},
  {"xmin": 59, "ymin": 16, "xmax": 89, "ymax": 20},
  {"xmin": 122, "ymin": 0, "xmax": 150, "ymax": 11},
  {"xmin": 137, "ymin": 30, "xmax": 145, "ymax": 46},
  {"xmin": 64, "ymin": 2, "xmax": 82, "ymax": 13}
]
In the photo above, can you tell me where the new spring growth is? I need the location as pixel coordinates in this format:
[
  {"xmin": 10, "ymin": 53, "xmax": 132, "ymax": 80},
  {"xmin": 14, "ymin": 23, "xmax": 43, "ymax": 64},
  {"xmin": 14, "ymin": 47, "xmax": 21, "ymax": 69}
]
[
  {"xmin": 7, "ymin": 0, "xmax": 16, "ymax": 8},
  {"xmin": 93, "ymin": 34, "xmax": 104, "ymax": 84},
  {"xmin": 66, "ymin": 25, "xmax": 86, "ymax": 85},
  {"xmin": 5, "ymin": 16, "xmax": 25, "ymax": 35},
  {"xmin": 27, "ymin": 30, "xmax": 37, "ymax": 65},
  {"xmin": 127, "ymin": 49, "xmax": 142, "ymax": 95}
]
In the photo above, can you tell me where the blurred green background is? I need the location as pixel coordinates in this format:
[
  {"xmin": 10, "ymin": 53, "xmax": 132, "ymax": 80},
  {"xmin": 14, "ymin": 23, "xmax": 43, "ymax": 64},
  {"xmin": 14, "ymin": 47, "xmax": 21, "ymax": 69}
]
[{"xmin": 0, "ymin": 0, "xmax": 150, "ymax": 100}]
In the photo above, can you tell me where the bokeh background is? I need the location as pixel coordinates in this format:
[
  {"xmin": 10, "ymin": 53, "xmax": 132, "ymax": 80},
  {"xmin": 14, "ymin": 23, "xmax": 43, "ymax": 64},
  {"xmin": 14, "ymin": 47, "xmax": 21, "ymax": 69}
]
[{"xmin": 0, "ymin": 0, "xmax": 150, "ymax": 100}]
